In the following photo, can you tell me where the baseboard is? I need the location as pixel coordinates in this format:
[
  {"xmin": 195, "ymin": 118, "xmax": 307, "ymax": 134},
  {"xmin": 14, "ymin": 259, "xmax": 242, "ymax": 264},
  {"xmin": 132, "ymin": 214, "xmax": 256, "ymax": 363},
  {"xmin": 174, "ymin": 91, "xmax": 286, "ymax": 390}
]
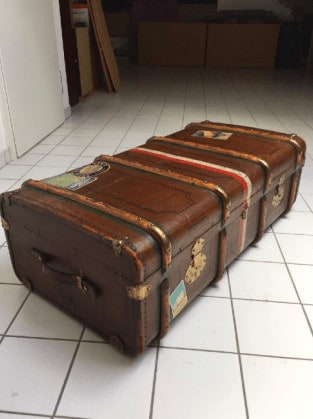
[
  {"xmin": 64, "ymin": 106, "xmax": 72, "ymax": 119},
  {"xmin": 0, "ymin": 147, "xmax": 10, "ymax": 168}
]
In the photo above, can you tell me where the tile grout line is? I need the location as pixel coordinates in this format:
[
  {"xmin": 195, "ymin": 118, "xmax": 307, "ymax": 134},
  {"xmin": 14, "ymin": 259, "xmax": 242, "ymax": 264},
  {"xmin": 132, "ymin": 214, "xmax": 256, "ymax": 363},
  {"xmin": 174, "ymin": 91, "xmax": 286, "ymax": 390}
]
[
  {"xmin": 1, "ymin": 333, "xmax": 106, "ymax": 343},
  {"xmin": 149, "ymin": 343, "xmax": 160, "ymax": 419},
  {"xmin": 228, "ymin": 70, "xmax": 260, "ymax": 127},
  {"xmin": 51, "ymin": 326, "xmax": 86, "ymax": 418},
  {"xmin": 152, "ymin": 75, "xmax": 182, "ymax": 136},
  {"xmin": 198, "ymin": 294, "xmax": 313, "ymax": 306},
  {"xmin": 0, "ymin": 290, "xmax": 31, "ymax": 345},
  {"xmin": 156, "ymin": 345, "xmax": 313, "ymax": 362},
  {"xmin": 0, "ymin": 410, "xmax": 51, "ymax": 418},
  {"xmin": 63, "ymin": 104, "xmax": 127, "ymax": 170},
  {"xmin": 300, "ymin": 192, "xmax": 313, "ymax": 213},
  {"xmin": 272, "ymin": 230, "xmax": 313, "ymax": 336},
  {"xmin": 0, "ymin": 409, "xmax": 92, "ymax": 419},
  {"xmin": 214, "ymin": 71, "xmax": 234, "ymax": 124},
  {"xmin": 227, "ymin": 268, "xmax": 250, "ymax": 419},
  {"xmin": 112, "ymin": 86, "xmax": 161, "ymax": 154}
]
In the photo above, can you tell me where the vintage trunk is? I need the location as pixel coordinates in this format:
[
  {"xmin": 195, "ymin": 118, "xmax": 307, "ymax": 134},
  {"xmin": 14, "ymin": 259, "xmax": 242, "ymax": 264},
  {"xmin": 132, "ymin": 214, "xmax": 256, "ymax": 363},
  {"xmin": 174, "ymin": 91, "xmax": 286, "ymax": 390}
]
[{"xmin": 0, "ymin": 121, "xmax": 306, "ymax": 355}]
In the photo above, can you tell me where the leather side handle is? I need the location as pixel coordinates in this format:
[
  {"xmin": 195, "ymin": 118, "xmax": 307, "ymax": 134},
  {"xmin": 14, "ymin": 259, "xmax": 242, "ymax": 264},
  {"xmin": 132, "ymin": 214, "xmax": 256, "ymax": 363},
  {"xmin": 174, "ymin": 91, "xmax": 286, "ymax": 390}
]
[{"xmin": 30, "ymin": 248, "xmax": 98, "ymax": 298}]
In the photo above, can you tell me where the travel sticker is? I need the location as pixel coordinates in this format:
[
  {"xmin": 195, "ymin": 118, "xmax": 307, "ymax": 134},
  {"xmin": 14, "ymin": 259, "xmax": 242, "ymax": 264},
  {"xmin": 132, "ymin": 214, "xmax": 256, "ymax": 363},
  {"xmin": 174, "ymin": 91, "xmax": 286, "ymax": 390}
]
[
  {"xmin": 192, "ymin": 130, "xmax": 232, "ymax": 140},
  {"xmin": 170, "ymin": 280, "xmax": 188, "ymax": 318}
]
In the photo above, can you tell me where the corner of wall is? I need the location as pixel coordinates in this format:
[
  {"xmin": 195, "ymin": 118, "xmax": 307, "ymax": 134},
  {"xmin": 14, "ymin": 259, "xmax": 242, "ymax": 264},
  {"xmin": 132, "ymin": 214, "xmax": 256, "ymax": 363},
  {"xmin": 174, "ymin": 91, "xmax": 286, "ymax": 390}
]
[{"xmin": 0, "ymin": 147, "xmax": 10, "ymax": 168}]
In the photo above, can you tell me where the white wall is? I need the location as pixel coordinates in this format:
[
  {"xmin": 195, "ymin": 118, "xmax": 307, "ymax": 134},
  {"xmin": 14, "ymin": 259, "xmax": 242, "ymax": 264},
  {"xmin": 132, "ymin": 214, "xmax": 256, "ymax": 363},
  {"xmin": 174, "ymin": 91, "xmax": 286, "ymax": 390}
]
[
  {"xmin": 52, "ymin": 0, "xmax": 70, "ymax": 115},
  {"xmin": 218, "ymin": 0, "xmax": 292, "ymax": 19},
  {"xmin": 0, "ymin": 52, "xmax": 14, "ymax": 163},
  {"xmin": 0, "ymin": 0, "xmax": 70, "ymax": 164}
]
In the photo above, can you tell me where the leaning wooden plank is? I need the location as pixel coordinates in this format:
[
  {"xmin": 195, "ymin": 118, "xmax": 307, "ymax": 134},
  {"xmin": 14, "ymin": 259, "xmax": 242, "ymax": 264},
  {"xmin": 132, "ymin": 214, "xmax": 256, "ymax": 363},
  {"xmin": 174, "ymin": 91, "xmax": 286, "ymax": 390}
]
[
  {"xmin": 87, "ymin": 0, "xmax": 113, "ymax": 92},
  {"xmin": 88, "ymin": 0, "xmax": 120, "ymax": 92}
]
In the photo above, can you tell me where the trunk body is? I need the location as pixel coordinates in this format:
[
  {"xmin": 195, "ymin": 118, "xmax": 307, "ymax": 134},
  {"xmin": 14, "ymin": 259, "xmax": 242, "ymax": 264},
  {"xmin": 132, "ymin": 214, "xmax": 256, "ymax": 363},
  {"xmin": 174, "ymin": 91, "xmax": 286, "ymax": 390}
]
[{"xmin": 0, "ymin": 121, "xmax": 306, "ymax": 355}]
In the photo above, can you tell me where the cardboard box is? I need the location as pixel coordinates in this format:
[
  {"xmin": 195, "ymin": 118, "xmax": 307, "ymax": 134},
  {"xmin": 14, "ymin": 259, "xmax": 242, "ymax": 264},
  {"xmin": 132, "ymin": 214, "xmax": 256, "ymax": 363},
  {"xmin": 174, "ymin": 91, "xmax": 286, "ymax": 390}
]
[
  {"xmin": 137, "ymin": 22, "xmax": 207, "ymax": 67},
  {"xmin": 72, "ymin": 4, "xmax": 89, "ymax": 28},
  {"xmin": 179, "ymin": 3, "xmax": 217, "ymax": 22},
  {"xmin": 105, "ymin": 11, "xmax": 130, "ymax": 37},
  {"xmin": 206, "ymin": 24, "xmax": 280, "ymax": 68}
]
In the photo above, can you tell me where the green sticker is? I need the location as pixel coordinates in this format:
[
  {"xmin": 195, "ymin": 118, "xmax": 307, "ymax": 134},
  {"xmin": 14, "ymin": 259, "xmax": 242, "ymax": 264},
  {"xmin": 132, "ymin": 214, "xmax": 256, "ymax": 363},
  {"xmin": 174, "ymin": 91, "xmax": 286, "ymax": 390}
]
[{"xmin": 44, "ymin": 172, "xmax": 96, "ymax": 191}]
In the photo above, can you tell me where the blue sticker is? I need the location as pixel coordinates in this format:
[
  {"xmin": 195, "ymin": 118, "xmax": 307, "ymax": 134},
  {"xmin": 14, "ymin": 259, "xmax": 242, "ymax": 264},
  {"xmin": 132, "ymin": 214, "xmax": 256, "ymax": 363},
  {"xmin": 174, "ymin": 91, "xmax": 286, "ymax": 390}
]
[{"xmin": 170, "ymin": 280, "xmax": 188, "ymax": 318}]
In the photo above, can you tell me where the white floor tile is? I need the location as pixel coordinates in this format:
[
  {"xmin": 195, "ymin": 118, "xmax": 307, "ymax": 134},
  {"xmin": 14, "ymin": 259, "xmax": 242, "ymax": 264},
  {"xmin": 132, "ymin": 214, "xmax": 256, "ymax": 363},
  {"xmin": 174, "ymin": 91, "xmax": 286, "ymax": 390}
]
[
  {"xmin": 0, "ymin": 337, "xmax": 76, "ymax": 415},
  {"xmin": 69, "ymin": 156, "xmax": 94, "ymax": 169},
  {"xmin": 302, "ymin": 193, "xmax": 313, "ymax": 211},
  {"xmin": 291, "ymin": 194, "xmax": 310, "ymax": 211},
  {"xmin": 153, "ymin": 349, "xmax": 246, "ymax": 419},
  {"xmin": 0, "ymin": 179, "xmax": 16, "ymax": 193},
  {"xmin": 130, "ymin": 118, "xmax": 159, "ymax": 132},
  {"xmin": 119, "ymin": 137, "xmax": 144, "ymax": 147},
  {"xmin": 82, "ymin": 327, "xmax": 105, "ymax": 342},
  {"xmin": 7, "ymin": 180, "xmax": 27, "ymax": 191},
  {"xmin": 275, "ymin": 233, "xmax": 313, "ymax": 264},
  {"xmin": 29, "ymin": 144, "xmax": 55, "ymax": 154},
  {"xmin": 8, "ymin": 154, "xmax": 43, "ymax": 166},
  {"xmin": 52, "ymin": 126, "xmax": 75, "ymax": 136},
  {"xmin": 238, "ymin": 233, "xmax": 284, "ymax": 263},
  {"xmin": 272, "ymin": 212, "xmax": 313, "ymax": 235},
  {"xmin": 115, "ymin": 146, "xmax": 131, "ymax": 153},
  {"xmin": 0, "ymin": 414, "xmax": 47, "ymax": 419},
  {"xmin": 0, "ymin": 247, "xmax": 21, "ymax": 284},
  {"xmin": 36, "ymin": 154, "xmax": 77, "ymax": 168},
  {"xmin": 229, "ymin": 260, "xmax": 298, "ymax": 302},
  {"xmin": 81, "ymin": 146, "xmax": 116, "ymax": 157},
  {"xmin": 288, "ymin": 264, "xmax": 313, "ymax": 304},
  {"xmin": 0, "ymin": 285, "xmax": 28, "ymax": 333},
  {"xmin": 90, "ymin": 135, "xmax": 123, "ymax": 147},
  {"xmin": 0, "ymin": 165, "xmax": 32, "ymax": 180},
  {"xmin": 60, "ymin": 135, "xmax": 93, "ymax": 146},
  {"xmin": 161, "ymin": 296, "xmax": 236, "ymax": 352},
  {"xmin": 49, "ymin": 145, "xmax": 86, "ymax": 156},
  {"xmin": 298, "ymin": 176, "xmax": 313, "ymax": 194},
  {"xmin": 57, "ymin": 343, "xmax": 156, "ymax": 419},
  {"xmin": 40, "ymin": 134, "xmax": 65, "ymax": 145},
  {"xmin": 8, "ymin": 293, "xmax": 83, "ymax": 339},
  {"xmin": 97, "ymin": 127, "xmax": 129, "ymax": 137},
  {"xmin": 242, "ymin": 355, "xmax": 313, "ymax": 419},
  {"xmin": 200, "ymin": 270, "xmax": 230, "ymax": 297},
  {"xmin": 234, "ymin": 300, "xmax": 313, "ymax": 358},
  {"xmin": 69, "ymin": 127, "xmax": 102, "ymax": 137},
  {"xmin": 304, "ymin": 305, "xmax": 313, "ymax": 329},
  {"xmin": 22, "ymin": 166, "xmax": 63, "ymax": 181},
  {"xmin": 79, "ymin": 117, "xmax": 110, "ymax": 128}
]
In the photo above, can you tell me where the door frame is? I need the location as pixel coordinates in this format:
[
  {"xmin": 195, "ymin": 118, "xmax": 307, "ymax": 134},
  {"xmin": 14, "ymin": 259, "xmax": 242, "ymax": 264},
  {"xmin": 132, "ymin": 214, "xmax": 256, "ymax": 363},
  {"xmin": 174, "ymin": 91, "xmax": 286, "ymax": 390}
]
[{"xmin": 0, "ymin": 53, "xmax": 16, "ymax": 160}]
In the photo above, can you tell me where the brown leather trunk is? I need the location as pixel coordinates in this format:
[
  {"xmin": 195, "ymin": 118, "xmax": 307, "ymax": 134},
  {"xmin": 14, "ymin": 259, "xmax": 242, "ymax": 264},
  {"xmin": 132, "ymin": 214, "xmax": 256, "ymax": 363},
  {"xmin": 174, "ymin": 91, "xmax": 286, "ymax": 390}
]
[{"xmin": 0, "ymin": 121, "xmax": 306, "ymax": 355}]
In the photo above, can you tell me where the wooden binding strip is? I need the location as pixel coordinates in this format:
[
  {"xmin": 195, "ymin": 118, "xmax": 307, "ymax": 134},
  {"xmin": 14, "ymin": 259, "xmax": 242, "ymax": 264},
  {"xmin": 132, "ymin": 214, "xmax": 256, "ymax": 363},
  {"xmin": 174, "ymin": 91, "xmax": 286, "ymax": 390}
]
[
  {"xmin": 25, "ymin": 180, "xmax": 171, "ymax": 274},
  {"xmin": 95, "ymin": 154, "xmax": 231, "ymax": 226},
  {"xmin": 148, "ymin": 136, "xmax": 273, "ymax": 193},
  {"xmin": 186, "ymin": 121, "xmax": 305, "ymax": 169},
  {"xmin": 158, "ymin": 278, "xmax": 170, "ymax": 339}
]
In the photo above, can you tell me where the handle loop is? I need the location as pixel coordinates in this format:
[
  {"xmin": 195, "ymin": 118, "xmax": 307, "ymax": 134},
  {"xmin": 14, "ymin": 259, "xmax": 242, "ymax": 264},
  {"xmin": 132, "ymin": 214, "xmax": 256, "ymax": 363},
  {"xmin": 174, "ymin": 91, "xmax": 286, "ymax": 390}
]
[{"xmin": 30, "ymin": 249, "xmax": 98, "ymax": 298}]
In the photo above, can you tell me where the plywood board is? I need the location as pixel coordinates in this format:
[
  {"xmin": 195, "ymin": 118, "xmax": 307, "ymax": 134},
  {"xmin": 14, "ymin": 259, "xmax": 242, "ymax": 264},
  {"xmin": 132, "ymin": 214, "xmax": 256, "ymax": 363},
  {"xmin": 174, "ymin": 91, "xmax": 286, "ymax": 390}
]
[{"xmin": 88, "ymin": 0, "xmax": 120, "ymax": 92}]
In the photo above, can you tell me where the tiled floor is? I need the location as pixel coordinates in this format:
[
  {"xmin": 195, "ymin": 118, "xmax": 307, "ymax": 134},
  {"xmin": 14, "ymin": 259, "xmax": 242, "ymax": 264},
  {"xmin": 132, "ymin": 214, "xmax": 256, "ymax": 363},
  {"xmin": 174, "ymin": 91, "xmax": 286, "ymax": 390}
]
[{"xmin": 0, "ymin": 63, "xmax": 313, "ymax": 419}]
